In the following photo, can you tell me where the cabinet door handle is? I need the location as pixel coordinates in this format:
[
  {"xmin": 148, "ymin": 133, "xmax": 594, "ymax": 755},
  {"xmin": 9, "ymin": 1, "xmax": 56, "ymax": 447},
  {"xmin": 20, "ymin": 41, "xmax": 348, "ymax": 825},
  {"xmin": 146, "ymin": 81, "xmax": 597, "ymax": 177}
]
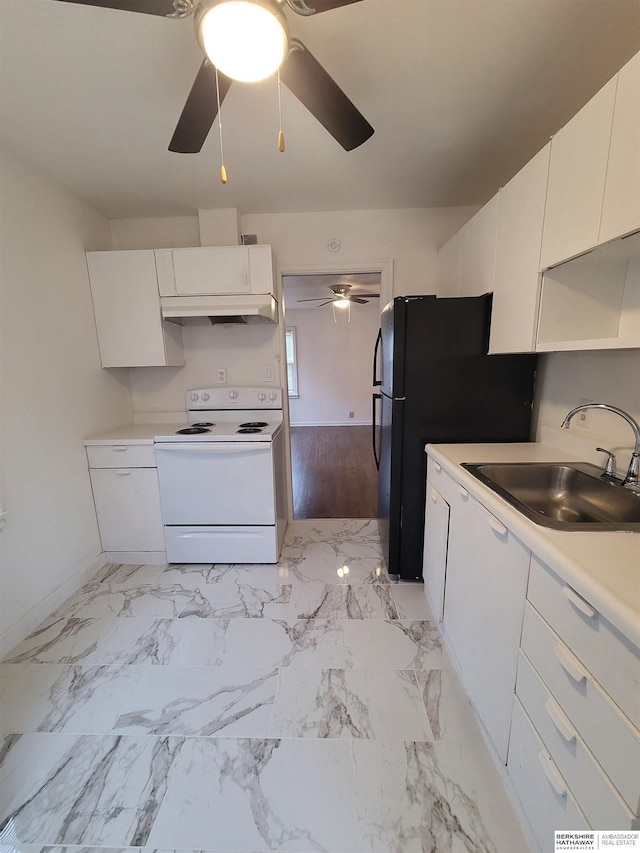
[
  {"xmin": 538, "ymin": 750, "xmax": 567, "ymax": 798},
  {"xmin": 112, "ymin": 445, "xmax": 128, "ymax": 452},
  {"xmin": 487, "ymin": 514, "xmax": 507, "ymax": 537},
  {"xmin": 458, "ymin": 485, "xmax": 469, "ymax": 499},
  {"xmin": 545, "ymin": 697, "xmax": 577, "ymax": 743},
  {"xmin": 115, "ymin": 469, "xmax": 132, "ymax": 475},
  {"xmin": 562, "ymin": 585, "xmax": 597, "ymax": 620},
  {"xmin": 430, "ymin": 488, "xmax": 438, "ymax": 503},
  {"xmin": 553, "ymin": 643, "xmax": 587, "ymax": 684}
]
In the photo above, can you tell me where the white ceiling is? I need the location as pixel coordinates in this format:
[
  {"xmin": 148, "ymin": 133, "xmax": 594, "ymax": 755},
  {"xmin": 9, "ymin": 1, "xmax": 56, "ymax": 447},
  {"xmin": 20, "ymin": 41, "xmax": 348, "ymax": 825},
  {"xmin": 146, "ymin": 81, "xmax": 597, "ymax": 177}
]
[{"xmin": 1, "ymin": 0, "xmax": 639, "ymax": 219}]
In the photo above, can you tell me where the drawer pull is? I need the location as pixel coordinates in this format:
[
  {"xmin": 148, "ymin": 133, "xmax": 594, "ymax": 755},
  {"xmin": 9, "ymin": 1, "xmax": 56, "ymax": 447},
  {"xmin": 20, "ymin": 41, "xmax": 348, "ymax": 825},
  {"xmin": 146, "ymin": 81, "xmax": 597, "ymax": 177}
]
[
  {"xmin": 487, "ymin": 515, "xmax": 507, "ymax": 536},
  {"xmin": 430, "ymin": 489, "xmax": 438, "ymax": 503},
  {"xmin": 112, "ymin": 445, "xmax": 129, "ymax": 452},
  {"xmin": 545, "ymin": 697, "xmax": 577, "ymax": 743},
  {"xmin": 553, "ymin": 643, "xmax": 587, "ymax": 684},
  {"xmin": 458, "ymin": 485, "xmax": 469, "ymax": 499},
  {"xmin": 538, "ymin": 750, "xmax": 567, "ymax": 798},
  {"xmin": 433, "ymin": 462, "xmax": 442, "ymax": 473},
  {"xmin": 115, "ymin": 469, "xmax": 132, "ymax": 476},
  {"xmin": 562, "ymin": 585, "xmax": 597, "ymax": 620}
]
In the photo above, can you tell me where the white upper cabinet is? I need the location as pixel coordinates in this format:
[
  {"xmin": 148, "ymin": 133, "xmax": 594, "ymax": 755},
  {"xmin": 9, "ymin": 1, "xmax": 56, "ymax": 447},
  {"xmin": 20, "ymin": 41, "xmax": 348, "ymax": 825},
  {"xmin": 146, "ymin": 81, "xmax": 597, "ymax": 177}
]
[
  {"xmin": 86, "ymin": 250, "xmax": 184, "ymax": 369},
  {"xmin": 157, "ymin": 245, "xmax": 274, "ymax": 297},
  {"xmin": 459, "ymin": 193, "xmax": 500, "ymax": 297},
  {"xmin": 599, "ymin": 52, "xmax": 640, "ymax": 244},
  {"xmin": 540, "ymin": 77, "xmax": 617, "ymax": 270},
  {"xmin": 489, "ymin": 143, "xmax": 550, "ymax": 354}
]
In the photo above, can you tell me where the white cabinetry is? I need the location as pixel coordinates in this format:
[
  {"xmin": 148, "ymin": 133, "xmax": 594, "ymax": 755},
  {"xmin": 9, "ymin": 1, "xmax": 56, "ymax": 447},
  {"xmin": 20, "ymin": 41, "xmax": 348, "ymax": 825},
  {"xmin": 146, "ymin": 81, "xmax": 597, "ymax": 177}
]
[
  {"xmin": 540, "ymin": 77, "xmax": 617, "ymax": 270},
  {"xmin": 442, "ymin": 482, "xmax": 530, "ymax": 763},
  {"xmin": 86, "ymin": 442, "xmax": 166, "ymax": 562},
  {"xmin": 488, "ymin": 144, "xmax": 550, "ymax": 354},
  {"xmin": 156, "ymin": 245, "xmax": 274, "ymax": 297},
  {"xmin": 507, "ymin": 698, "xmax": 590, "ymax": 852},
  {"xmin": 87, "ymin": 250, "xmax": 184, "ymax": 368},
  {"xmin": 600, "ymin": 52, "xmax": 640, "ymax": 244},
  {"xmin": 422, "ymin": 460, "xmax": 452, "ymax": 621},
  {"xmin": 511, "ymin": 556, "xmax": 640, "ymax": 845}
]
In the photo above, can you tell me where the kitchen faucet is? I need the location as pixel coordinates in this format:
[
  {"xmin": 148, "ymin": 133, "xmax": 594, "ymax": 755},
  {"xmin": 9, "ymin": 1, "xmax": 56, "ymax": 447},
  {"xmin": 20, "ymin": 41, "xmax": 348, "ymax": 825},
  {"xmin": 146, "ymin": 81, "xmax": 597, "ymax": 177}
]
[{"xmin": 561, "ymin": 403, "xmax": 640, "ymax": 489}]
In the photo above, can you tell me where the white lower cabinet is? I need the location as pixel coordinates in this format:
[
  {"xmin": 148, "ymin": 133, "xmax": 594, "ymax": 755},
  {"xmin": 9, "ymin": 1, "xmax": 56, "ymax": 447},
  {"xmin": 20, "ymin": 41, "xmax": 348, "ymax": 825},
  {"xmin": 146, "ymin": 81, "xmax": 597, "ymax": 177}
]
[
  {"xmin": 422, "ymin": 482, "xmax": 450, "ymax": 621},
  {"xmin": 508, "ymin": 698, "xmax": 590, "ymax": 853},
  {"xmin": 86, "ymin": 442, "xmax": 165, "ymax": 561},
  {"xmin": 442, "ymin": 485, "xmax": 530, "ymax": 763},
  {"xmin": 424, "ymin": 450, "xmax": 640, "ymax": 851}
]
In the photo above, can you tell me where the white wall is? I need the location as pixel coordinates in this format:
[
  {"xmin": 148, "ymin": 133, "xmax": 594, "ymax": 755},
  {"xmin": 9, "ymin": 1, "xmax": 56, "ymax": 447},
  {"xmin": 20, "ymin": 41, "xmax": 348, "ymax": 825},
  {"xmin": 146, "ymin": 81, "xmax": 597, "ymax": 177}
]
[
  {"xmin": 240, "ymin": 208, "xmax": 478, "ymax": 297},
  {"xmin": 287, "ymin": 300, "xmax": 380, "ymax": 425},
  {"xmin": 0, "ymin": 149, "xmax": 133, "ymax": 655},
  {"xmin": 534, "ymin": 349, "xmax": 640, "ymax": 472},
  {"xmin": 114, "ymin": 207, "xmax": 477, "ymax": 415}
]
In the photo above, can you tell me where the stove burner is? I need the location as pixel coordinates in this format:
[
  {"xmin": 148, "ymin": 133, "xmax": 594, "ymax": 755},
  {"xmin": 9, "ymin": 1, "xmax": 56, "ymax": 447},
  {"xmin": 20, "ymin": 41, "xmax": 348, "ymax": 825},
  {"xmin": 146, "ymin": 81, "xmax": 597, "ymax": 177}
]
[
  {"xmin": 192, "ymin": 422, "xmax": 214, "ymax": 428},
  {"xmin": 239, "ymin": 421, "xmax": 268, "ymax": 428},
  {"xmin": 176, "ymin": 426, "xmax": 211, "ymax": 435},
  {"xmin": 237, "ymin": 427, "xmax": 262, "ymax": 434}
]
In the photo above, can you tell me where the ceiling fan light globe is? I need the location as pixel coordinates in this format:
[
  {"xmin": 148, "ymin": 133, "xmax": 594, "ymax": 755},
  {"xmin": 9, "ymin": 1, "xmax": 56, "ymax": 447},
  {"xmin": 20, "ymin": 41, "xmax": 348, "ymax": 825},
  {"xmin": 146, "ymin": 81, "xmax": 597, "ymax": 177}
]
[
  {"xmin": 333, "ymin": 298, "xmax": 350, "ymax": 308},
  {"xmin": 199, "ymin": 0, "xmax": 289, "ymax": 83}
]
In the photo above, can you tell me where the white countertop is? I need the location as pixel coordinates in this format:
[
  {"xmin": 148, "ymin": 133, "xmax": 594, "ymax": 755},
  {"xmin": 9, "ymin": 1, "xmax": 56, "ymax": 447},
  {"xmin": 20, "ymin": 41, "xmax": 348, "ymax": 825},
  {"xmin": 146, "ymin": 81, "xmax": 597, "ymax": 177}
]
[
  {"xmin": 426, "ymin": 442, "xmax": 640, "ymax": 649},
  {"xmin": 84, "ymin": 423, "xmax": 184, "ymax": 445}
]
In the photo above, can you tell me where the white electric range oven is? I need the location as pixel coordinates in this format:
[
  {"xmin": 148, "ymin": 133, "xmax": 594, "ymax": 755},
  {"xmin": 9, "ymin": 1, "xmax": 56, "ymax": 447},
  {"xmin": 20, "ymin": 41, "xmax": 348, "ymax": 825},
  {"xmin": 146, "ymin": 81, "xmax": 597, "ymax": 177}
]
[{"xmin": 154, "ymin": 386, "xmax": 287, "ymax": 563}]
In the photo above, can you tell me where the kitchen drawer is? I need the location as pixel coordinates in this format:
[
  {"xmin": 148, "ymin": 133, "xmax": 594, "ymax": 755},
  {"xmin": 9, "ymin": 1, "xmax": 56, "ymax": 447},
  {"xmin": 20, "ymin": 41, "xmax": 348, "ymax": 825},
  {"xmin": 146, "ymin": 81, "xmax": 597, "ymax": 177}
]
[
  {"xmin": 86, "ymin": 443, "xmax": 157, "ymax": 469},
  {"xmin": 516, "ymin": 651, "xmax": 636, "ymax": 830},
  {"xmin": 521, "ymin": 603, "xmax": 640, "ymax": 816},
  {"xmin": 508, "ymin": 697, "xmax": 589, "ymax": 853},
  {"xmin": 527, "ymin": 555, "xmax": 640, "ymax": 730}
]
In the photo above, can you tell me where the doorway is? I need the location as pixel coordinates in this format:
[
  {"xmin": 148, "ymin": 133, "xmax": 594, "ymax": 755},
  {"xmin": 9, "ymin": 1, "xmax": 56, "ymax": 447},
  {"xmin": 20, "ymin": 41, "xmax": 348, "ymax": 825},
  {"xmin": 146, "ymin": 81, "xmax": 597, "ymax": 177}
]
[{"xmin": 282, "ymin": 271, "xmax": 383, "ymax": 519}]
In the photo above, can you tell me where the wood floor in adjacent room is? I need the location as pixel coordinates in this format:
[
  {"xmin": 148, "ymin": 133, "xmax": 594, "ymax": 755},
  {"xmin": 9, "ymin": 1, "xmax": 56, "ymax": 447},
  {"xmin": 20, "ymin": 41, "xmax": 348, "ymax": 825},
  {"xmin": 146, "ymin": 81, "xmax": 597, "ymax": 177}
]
[{"xmin": 290, "ymin": 425, "xmax": 378, "ymax": 519}]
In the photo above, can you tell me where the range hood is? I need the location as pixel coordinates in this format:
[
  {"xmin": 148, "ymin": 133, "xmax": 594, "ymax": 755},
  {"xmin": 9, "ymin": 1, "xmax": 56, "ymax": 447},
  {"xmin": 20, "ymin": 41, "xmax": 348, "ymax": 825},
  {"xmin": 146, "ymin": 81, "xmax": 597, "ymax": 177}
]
[{"xmin": 161, "ymin": 294, "xmax": 278, "ymax": 325}]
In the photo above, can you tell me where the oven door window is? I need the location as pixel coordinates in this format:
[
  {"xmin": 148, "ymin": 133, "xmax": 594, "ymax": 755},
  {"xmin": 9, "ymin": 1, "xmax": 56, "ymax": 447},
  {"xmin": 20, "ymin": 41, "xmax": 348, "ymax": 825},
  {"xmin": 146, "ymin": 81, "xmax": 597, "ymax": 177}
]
[{"xmin": 155, "ymin": 442, "xmax": 275, "ymax": 525}]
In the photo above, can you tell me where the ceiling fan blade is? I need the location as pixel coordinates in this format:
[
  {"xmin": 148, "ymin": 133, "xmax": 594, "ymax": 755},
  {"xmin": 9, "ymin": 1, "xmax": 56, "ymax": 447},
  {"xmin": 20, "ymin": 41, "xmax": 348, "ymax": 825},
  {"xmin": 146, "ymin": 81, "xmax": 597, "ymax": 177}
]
[
  {"xmin": 280, "ymin": 39, "xmax": 374, "ymax": 151},
  {"xmin": 315, "ymin": 300, "xmax": 335, "ymax": 307},
  {"xmin": 54, "ymin": 0, "xmax": 178, "ymax": 16},
  {"xmin": 350, "ymin": 297, "xmax": 369, "ymax": 304},
  {"xmin": 287, "ymin": 0, "xmax": 364, "ymax": 14},
  {"xmin": 296, "ymin": 296, "xmax": 335, "ymax": 302},
  {"xmin": 356, "ymin": 293, "xmax": 380, "ymax": 298},
  {"xmin": 169, "ymin": 62, "xmax": 232, "ymax": 153}
]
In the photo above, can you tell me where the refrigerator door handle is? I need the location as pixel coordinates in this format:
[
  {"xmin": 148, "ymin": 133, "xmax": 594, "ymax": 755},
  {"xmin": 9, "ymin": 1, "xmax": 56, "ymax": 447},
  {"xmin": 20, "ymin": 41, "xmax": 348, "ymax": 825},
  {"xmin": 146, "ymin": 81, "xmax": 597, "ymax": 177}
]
[
  {"xmin": 372, "ymin": 328, "xmax": 382, "ymax": 387},
  {"xmin": 372, "ymin": 392, "xmax": 382, "ymax": 470}
]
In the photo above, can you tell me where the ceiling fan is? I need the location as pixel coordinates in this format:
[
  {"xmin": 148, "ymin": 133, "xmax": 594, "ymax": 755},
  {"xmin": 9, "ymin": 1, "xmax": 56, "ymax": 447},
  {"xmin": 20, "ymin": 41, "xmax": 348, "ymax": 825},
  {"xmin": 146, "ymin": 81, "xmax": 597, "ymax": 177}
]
[
  {"xmin": 55, "ymin": 0, "xmax": 374, "ymax": 154},
  {"xmin": 298, "ymin": 283, "xmax": 380, "ymax": 307}
]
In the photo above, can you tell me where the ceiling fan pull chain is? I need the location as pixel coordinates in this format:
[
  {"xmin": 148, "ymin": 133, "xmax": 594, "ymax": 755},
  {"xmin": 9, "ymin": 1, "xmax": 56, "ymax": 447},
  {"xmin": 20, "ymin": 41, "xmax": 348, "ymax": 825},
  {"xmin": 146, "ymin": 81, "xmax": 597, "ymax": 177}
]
[
  {"xmin": 277, "ymin": 69, "xmax": 286, "ymax": 152},
  {"xmin": 215, "ymin": 66, "xmax": 228, "ymax": 184}
]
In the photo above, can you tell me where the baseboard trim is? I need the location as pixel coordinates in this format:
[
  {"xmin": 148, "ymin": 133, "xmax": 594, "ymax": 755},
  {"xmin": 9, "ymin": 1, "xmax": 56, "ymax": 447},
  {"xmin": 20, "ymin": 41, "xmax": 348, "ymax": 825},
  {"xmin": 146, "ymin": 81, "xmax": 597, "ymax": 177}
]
[
  {"xmin": 0, "ymin": 551, "xmax": 107, "ymax": 660},
  {"xmin": 103, "ymin": 550, "xmax": 167, "ymax": 565},
  {"xmin": 290, "ymin": 421, "xmax": 370, "ymax": 427}
]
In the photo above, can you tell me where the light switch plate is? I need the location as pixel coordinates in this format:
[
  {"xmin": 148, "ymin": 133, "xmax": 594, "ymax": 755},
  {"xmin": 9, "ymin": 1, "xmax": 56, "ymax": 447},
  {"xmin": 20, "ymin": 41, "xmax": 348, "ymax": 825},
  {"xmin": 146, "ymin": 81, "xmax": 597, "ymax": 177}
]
[{"xmin": 263, "ymin": 365, "xmax": 275, "ymax": 383}]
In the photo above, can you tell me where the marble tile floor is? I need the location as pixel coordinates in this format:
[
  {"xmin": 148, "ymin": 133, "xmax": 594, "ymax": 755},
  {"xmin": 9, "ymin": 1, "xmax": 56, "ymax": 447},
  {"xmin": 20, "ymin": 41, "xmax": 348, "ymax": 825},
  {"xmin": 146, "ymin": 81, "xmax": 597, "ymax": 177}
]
[{"xmin": 0, "ymin": 519, "xmax": 530, "ymax": 852}]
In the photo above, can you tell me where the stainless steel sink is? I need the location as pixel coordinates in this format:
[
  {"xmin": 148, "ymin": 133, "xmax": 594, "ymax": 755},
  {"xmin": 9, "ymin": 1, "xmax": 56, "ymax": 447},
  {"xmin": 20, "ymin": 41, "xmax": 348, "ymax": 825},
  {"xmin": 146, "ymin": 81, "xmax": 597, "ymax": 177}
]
[{"xmin": 461, "ymin": 462, "xmax": 640, "ymax": 531}]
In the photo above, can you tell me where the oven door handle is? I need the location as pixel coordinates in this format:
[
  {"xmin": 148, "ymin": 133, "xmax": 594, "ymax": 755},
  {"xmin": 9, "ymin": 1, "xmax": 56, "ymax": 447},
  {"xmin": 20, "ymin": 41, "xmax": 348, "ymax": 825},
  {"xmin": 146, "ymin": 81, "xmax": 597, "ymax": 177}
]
[{"xmin": 154, "ymin": 442, "xmax": 271, "ymax": 454}]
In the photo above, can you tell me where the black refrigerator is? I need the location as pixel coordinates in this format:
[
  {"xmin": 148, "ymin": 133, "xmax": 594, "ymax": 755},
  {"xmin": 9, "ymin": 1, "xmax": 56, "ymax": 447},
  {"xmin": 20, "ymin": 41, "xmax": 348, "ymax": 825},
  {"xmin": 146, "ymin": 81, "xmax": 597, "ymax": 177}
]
[{"xmin": 372, "ymin": 294, "xmax": 536, "ymax": 580}]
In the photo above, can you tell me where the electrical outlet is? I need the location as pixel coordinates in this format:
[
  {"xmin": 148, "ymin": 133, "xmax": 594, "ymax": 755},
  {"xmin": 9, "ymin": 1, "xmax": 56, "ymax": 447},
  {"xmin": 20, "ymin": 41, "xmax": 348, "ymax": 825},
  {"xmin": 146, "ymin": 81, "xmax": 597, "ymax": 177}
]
[
  {"xmin": 577, "ymin": 398, "xmax": 593, "ymax": 428},
  {"xmin": 349, "ymin": 411, "xmax": 355, "ymax": 419},
  {"xmin": 216, "ymin": 368, "xmax": 227, "ymax": 385},
  {"xmin": 263, "ymin": 365, "xmax": 275, "ymax": 383}
]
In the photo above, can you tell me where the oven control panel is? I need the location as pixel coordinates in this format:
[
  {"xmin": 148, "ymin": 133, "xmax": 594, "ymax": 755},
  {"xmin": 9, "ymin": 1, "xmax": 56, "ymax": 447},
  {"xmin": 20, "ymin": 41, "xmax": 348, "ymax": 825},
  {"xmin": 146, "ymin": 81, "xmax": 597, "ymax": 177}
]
[{"xmin": 187, "ymin": 386, "xmax": 282, "ymax": 409}]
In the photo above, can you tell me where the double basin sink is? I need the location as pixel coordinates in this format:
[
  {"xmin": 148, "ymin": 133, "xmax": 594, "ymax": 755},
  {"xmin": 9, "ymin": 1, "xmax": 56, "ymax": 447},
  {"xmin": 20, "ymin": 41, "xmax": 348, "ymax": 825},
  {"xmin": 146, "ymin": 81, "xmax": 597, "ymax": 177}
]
[{"xmin": 461, "ymin": 462, "xmax": 640, "ymax": 531}]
